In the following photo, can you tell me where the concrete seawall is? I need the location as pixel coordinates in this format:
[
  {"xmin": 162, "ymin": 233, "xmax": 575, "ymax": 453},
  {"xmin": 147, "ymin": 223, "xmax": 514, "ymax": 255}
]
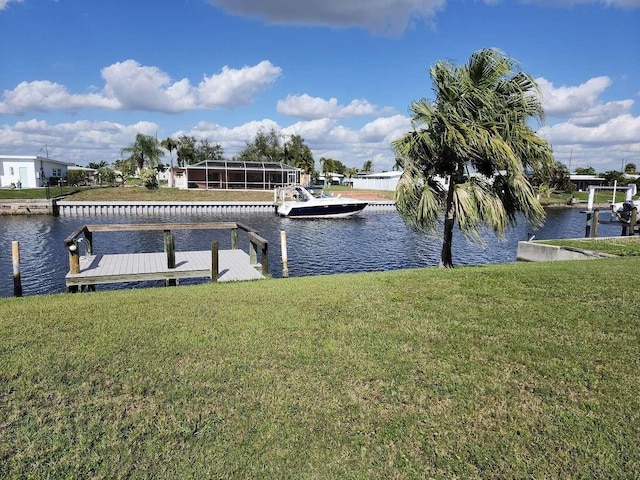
[
  {"xmin": 0, "ymin": 199, "xmax": 57, "ymax": 215},
  {"xmin": 516, "ymin": 240, "xmax": 615, "ymax": 262},
  {"xmin": 0, "ymin": 199, "xmax": 396, "ymax": 216}
]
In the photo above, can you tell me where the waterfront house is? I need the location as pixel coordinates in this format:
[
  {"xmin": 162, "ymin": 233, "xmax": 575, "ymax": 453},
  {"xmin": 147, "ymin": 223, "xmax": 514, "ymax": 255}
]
[
  {"xmin": 0, "ymin": 155, "xmax": 74, "ymax": 188},
  {"xmin": 177, "ymin": 160, "xmax": 300, "ymax": 190}
]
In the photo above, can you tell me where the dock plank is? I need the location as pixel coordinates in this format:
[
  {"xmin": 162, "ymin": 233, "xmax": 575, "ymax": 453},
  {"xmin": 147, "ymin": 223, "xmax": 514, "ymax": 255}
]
[{"xmin": 66, "ymin": 249, "xmax": 263, "ymax": 287}]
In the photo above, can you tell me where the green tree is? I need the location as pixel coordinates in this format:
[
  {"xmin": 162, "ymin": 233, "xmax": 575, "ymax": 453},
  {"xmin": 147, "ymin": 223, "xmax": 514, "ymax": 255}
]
[
  {"xmin": 624, "ymin": 162, "xmax": 636, "ymax": 174},
  {"xmin": 531, "ymin": 161, "xmax": 572, "ymax": 192},
  {"xmin": 602, "ymin": 170, "xmax": 626, "ymax": 186},
  {"xmin": 114, "ymin": 158, "xmax": 136, "ymax": 177},
  {"xmin": 361, "ymin": 159, "xmax": 373, "ymax": 173},
  {"xmin": 120, "ymin": 133, "xmax": 164, "ymax": 172},
  {"xmin": 195, "ymin": 139, "xmax": 225, "ymax": 163},
  {"xmin": 176, "ymin": 135, "xmax": 197, "ymax": 167},
  {"xmin": 160, "ymin": 137, "xmax": 178, "ymax": 186},
  {"xmin": 67, "ymin": 169, "xmax": 89, "ymax": 186},
  {"xmin": 284, "ymin": 134, "xmax": 314, "ymax": 173},
  {"xmin": 88, "ymin": 161, "xmax": 109, "ymax": 170},
  {"xmin": 345, "ymin": 167, "xmax": 359, "ymax": 186},
  {"xmin": 393, "ymin": 48, "xmax": 555, "ymax": 268},
  {"xmin": 574, "ymin": 166, "xmax": 596, "ymax": 175},
  {"xmin": 238, "ymin": 128, "xmax": 283, "ymax": 163},
  {"xmin": 140, "ymin": 168, "xmax": 159, "ymax": 190},
  {"xmin": 98, "ymin": 167, "xmax": 116, "ymax": 185}
]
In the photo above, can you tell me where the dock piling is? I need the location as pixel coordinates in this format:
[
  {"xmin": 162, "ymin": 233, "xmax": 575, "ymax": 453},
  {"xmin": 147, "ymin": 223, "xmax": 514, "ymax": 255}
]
[
  {"xmin": 211, "ymin": 241, "xmax": 219, "ymax": 283},
  {"xmin": 12, "ymin": 241, "xmax": 22, "ymax": 297},
  {"xmin": 280, "ymin": 230, "xmax": 289, "ymax": 278}
]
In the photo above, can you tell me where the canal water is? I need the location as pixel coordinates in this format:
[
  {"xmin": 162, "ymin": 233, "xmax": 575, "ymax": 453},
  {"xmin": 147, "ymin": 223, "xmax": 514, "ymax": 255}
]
[{"xmin": 0, "ymin": 207, "xmax": 623, "ymax": 298}]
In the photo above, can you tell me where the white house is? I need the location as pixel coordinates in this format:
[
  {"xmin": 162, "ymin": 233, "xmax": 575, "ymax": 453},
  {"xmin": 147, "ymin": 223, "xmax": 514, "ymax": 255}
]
[{"xmin": 0, "ymin": 155, "xmax": 74, "ymax": 188}]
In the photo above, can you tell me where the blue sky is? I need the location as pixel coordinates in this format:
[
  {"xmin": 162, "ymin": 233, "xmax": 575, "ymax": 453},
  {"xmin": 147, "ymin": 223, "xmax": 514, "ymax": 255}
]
[{"xmin": 0, "ymin": 0, "xmax": 638, "ymax": 173}]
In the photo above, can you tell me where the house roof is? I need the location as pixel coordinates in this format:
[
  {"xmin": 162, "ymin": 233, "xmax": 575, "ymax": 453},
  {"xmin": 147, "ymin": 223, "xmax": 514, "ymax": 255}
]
[
  {"xmin": 360, "ymin": 171, "xmax": 402, "ymax": 179},
  {"xmin": 185, "ymin": 160, "xmax": 300, "ymax": 171},
  {"xmin": 0, "ymin": 155, "xmax": 74, "ymax": 167}
]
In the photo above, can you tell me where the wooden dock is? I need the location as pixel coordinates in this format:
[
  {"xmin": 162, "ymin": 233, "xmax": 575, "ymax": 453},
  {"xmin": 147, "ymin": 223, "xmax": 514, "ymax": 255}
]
[{"xmin": 64, "ymin": 222, "xmax": 268, "ymax": 292}]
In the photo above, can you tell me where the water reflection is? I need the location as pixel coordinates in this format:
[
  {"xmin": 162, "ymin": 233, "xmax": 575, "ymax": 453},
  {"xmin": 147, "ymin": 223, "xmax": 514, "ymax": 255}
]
[{"xmin": 0, "ymin": 207, "xmax": 624, "ymax": 298}]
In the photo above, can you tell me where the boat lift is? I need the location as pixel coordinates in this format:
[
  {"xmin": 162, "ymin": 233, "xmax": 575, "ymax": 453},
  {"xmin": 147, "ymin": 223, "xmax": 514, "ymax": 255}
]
[{"xmin": 586, "ymin": 182, "xmax": 636, "ymax": 211}]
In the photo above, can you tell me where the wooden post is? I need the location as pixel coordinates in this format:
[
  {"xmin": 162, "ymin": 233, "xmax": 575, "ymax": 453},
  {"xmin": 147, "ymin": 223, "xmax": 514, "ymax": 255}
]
[
  {"xmin": 164, "ymin": 230, "xmax": 177, "ymax": 286},
  {"xmin": 164, "ymin": 230, "xmax": 175, "ymax": 269},
  {"xmin": 584, "ymin": 211, "xmax": 593, "ymax": 238},
  {"xmin": 84, "ymin": 230, "xmax": 93, "ymax": 257},
  {"xmin": 68, "ymin": 241, "xmax": 80, "ymax": 274},
  {"xmin": 261, "ymin": 243, "xmax": 269, "ymax": 276},
  {"xmin": 231, "ymin": 227, "xmax": 239, "ymax": 249},
  {"xmin": 249, "ymin": 240, "xmax": 258, "ymax": 266},
  {"xmin": 280, "ymin": 230, "xmax": 289, "ymax": 278},
  {"xmin": 629, "ymin": 208, "xmax": 637, "ymax": 236},
  {"xmin": 12, "ymin": 241, "xmax": 22, "ymax": 297},
  {"xmin": 211, "ymin": 241, "xmax": 219, "ymax": 282},
  {"xmin": 591, "ymin": 209, "xmax": 599, "ymax": 238}
]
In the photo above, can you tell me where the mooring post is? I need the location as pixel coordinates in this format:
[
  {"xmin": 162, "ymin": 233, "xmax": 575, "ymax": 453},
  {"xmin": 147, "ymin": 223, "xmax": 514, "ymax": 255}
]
[
  {"xmin": 164, "ymin": 230, "xmax": 175, "ymax": 269},
  {"xmin": 68, "ymin": 241, "xmax": 80, "ymax": 274},
  {"xmin": 591, "ymin": 209, "xmax": 599, "ymax": 238},
  {"xmin": 280, "ymin": 230, "xmax": 289, "ymax": 278},
  {"xmin": 231, "ymin": 227, "xmax": 239, "ymax": 249},
  {"xmin": 12, "ymin": 241, "xmax": 22, "ymax": 297},
  {"xmin": 585, "ymin": 211, "xmax": 593, "ymax": 238},
  {"xmin": 629, "ymin": 208, "xmax": 637, "ymax": 236},
  {"xmin": 211, "ymin": 241, "xmax": 219, "ymax": 283},
  {"xmin": 164, "ymin": 230, "xmax": 177, "ymax": 286},
  {"xmin": 84, "ymin": 230, "xmax": 93, "ymax": 257}
]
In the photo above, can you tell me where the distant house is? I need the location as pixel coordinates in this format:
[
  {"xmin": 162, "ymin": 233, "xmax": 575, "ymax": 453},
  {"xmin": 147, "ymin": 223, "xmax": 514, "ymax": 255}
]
[
  {"xmin": 176, "ymin": 160, "xmax": 300, "ymax": 190},
  {"xmin": 352, "ymin": 171, "xmax": 402, "ymax": 190},
  {"xmin": 0, "ymin": 155, "xmax": 74, "ymax": 188},
  {"xmin": 569, "ymin": 174, "xmax": 606, "ymax": 191},
  {"xmin": 318, "ymin": 172, "xmax": 345, "ymax": 186}
]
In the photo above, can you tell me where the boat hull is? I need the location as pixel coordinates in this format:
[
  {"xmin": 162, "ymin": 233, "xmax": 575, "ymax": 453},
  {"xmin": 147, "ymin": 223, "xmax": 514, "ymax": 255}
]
[{"xmin": 277, "ymin": 201, "xmax": 367, "ymax": 218}]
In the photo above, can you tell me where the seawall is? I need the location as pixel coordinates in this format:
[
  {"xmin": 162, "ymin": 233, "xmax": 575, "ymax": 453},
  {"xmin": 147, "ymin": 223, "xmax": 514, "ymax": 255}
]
[{"xmin": 0, "ymin": 199, "xmax": 396, "ymax": 216}]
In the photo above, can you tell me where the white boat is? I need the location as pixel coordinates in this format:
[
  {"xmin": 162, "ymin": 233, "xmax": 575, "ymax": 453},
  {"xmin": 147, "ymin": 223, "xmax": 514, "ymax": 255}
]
[
  {"xmin": 610, "ymin": 197, "xmax": 640, "ymax": 224},
  {"xmin": 276, "ymin": 186, "xmax": 368, "ymax": 218}
]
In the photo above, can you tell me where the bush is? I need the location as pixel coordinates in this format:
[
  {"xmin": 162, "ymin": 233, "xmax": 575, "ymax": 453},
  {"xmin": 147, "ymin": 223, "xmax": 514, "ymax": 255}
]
[{"xmin": 140, "ymin": 168, "xmax": 159, "ymax": 190}]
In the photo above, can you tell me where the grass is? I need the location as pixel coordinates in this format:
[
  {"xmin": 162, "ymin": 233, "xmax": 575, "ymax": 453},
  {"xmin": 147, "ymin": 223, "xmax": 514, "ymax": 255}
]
[
  {"xmin": 1, "ymin": 258, "xmax": 639, "ymax": 478},
  {"xmin": 540, "ymin": 190, "xmax": 633, "ymax": 206},
  {"xmin": 538, "ymin": 236, "xmax": 640, "ymax": 256},
  {"xmin": 0, "ymin": 186, "xmax": 87, "ymax": 199},
  {"xmin": 1, "ymin": 185, "xmax": 392, "ymax": 202}
]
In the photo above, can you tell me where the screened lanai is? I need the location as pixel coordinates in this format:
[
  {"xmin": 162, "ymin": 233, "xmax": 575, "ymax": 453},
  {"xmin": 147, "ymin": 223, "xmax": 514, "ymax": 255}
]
[{"xmin": 184, "ymin": 160, "xmax": 300, "ymax": 190}]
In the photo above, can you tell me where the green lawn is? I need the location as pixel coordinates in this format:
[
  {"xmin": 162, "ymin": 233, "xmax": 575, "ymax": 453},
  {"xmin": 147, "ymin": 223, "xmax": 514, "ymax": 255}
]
[
  {"xmin": 1, "ymin": 258, "xmax": 638, "ymax": 478},
  {"xmin": 538, "ymin": 236, "xmax": 640, "ymax": 256},
  {"xmin": 0, "ymin": 186, "xmax": 86, "ymax": 199}
]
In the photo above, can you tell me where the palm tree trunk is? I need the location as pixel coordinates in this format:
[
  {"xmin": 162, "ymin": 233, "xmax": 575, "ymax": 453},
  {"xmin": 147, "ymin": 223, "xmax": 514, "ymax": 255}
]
[{"xmin": 439, "ymin": 179, "xmax": 456, "ymax": 268}]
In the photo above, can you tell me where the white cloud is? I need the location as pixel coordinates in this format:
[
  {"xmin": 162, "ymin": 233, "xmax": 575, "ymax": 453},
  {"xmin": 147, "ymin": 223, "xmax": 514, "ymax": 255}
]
[
  {"xmin": 0, "ymin": 60, "xmax": 283, "ymax": 114},
  {"xmin": 0, "ymin": 0, "xmax": 23, "ymax": 11},
  {"xmin": 0, "ymin": 119, "xmax": 160, "ymax": 164},
  {"xmin": 198, "ymin": 61, "xmax": 282, "ymax": 108},
  {"xmin": 277, "ymin": 94, "xmax": 383, "ymax": 119},
  {"xmin": 207, "ymin": 0, "xmax": 447, "ymax": 35},
  {"xmin": 536, "ymin": 76, "xmax": 612, "ymax": 117},
  {"xmin": 539, "ymin": 113, "xmax": 640, "ymax": 145},
  {"xmin": 0, "ymin": 80, "xmax": 118, "ymax": 114}
]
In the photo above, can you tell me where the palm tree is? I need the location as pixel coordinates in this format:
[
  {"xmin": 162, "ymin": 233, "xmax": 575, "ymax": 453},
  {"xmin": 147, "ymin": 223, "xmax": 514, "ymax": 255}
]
[
  {"xmin": 161, "ymin": 137, "xmax": 178, "ymax": 187},
  {"xmin": 121, "ymin": 133, "xmax": 165, "ymax": 173},
  {"xmin": 361, "ymin": 159, "xmax": 373, "ymax": 174},
  {"xmin": 392, "ymin": 48, "xmax": 555, "ymax": 268}
]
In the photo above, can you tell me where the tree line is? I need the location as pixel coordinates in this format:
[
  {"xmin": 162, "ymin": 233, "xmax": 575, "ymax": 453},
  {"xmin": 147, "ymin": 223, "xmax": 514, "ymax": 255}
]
[{"xmin": 75, "ymin": 129, "xmax": 379, "ymax": 188}]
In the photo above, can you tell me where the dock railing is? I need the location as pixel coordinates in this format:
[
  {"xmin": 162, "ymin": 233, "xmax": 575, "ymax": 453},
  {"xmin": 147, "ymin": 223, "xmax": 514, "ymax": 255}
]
[{"xmin": 63, "ymin": 222, "xmax": 269, "ymax": 282}]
